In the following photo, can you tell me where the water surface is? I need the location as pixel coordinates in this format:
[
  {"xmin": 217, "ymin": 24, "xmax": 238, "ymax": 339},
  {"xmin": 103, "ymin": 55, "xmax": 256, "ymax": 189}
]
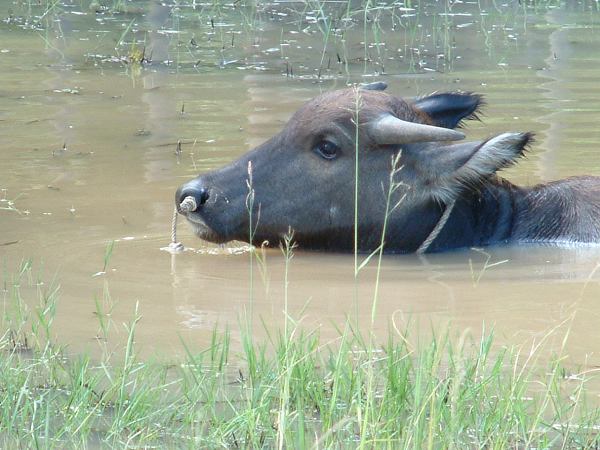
[{"xmin": 2, "ymin": 2, "xmax": 600, "ymax": 372}]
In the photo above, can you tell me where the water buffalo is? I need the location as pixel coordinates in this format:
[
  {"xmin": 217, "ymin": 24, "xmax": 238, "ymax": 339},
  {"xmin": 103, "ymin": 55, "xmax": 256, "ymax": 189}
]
[{"xmin": 175, "ymin": 82, "xmax": 600, "ymax": 253}]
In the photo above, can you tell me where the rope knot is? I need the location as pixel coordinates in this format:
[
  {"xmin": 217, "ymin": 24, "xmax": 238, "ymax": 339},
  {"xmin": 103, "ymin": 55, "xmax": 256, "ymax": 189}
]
[{"xmin": 179, "ymin": 196, "xmax": 197, "ymax": 213}]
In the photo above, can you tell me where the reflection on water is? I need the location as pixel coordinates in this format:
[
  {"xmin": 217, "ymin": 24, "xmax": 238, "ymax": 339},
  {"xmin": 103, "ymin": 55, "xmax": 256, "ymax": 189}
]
[{"xmin": 2, "ymin": 2, "xmax": 600, "ymax": 371}]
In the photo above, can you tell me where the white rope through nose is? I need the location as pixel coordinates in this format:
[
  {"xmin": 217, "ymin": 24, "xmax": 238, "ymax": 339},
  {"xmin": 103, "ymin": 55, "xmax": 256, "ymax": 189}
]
[{"xmin": 168, "ymin": 196, "xmax": 199, "ymax": 252}]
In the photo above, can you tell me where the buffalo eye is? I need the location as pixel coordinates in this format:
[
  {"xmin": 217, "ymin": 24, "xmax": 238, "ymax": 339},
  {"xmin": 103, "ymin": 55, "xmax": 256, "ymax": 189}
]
[{"xmin": 314, "ymin": 140, "xmax": 339, "ymax": 160}]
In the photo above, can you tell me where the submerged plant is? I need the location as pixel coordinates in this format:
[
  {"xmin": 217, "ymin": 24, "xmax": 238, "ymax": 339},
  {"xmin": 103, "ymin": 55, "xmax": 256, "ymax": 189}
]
[{"xmin": 1, "ymin": 261, "xmax": 600, "ymax": 447}]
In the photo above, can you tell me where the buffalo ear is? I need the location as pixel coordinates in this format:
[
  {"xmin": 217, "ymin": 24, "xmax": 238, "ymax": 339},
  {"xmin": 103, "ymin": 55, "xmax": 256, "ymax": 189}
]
[
  {"xmin": 413, "ymin": 92, "xmax": 483, "ymax": 129},
  {"xmin": 412, "ymin": 132, "xmax": 532, "ymax": 203}
]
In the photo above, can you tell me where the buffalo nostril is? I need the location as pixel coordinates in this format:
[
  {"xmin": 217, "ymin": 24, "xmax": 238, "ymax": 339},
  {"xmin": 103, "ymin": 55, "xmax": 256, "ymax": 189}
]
[
  {"xmin": 198, "ymin": 189, "xmax": 209, "ymax": 205},
  {"xmin": 177, "ymin": 186, "xmax": 210, "ymax": 212}
]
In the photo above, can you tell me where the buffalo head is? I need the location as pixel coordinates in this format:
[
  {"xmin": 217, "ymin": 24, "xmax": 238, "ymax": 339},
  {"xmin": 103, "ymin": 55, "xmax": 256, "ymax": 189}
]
[{"xmin": 175, "ymin": 83, "xmax": 531, "ymax": 253}]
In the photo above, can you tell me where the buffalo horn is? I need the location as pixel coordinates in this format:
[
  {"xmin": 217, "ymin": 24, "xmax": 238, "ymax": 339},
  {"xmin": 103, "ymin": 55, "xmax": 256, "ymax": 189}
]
[{"xmin": 369, "ymin": 115, "xmax": 465, "ymax": 144}]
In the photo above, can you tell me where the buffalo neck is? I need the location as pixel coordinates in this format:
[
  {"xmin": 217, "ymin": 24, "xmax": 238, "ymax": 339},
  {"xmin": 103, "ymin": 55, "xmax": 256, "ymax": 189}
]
[{"xmin": 422, "ymin": 178, "xmax": 524, "ymax": 252}]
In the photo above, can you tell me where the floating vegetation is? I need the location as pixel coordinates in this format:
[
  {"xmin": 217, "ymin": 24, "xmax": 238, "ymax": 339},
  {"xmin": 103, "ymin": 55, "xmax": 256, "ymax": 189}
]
[{"xmin": 4, "ymin": 0, "xmax": 593, "ymax": 79}]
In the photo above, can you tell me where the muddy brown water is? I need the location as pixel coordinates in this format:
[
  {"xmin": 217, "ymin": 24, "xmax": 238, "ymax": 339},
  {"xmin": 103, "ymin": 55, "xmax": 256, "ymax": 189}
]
[{"xmin": 2, "ymin": 2, "xmax": 600, "ymax": 375}]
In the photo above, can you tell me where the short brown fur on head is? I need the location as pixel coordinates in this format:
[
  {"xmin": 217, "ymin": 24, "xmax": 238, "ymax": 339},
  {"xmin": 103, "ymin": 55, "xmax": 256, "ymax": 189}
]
[{"xmin": 288, "ymin": 88, "xmax": 432, "ymax": 132}]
